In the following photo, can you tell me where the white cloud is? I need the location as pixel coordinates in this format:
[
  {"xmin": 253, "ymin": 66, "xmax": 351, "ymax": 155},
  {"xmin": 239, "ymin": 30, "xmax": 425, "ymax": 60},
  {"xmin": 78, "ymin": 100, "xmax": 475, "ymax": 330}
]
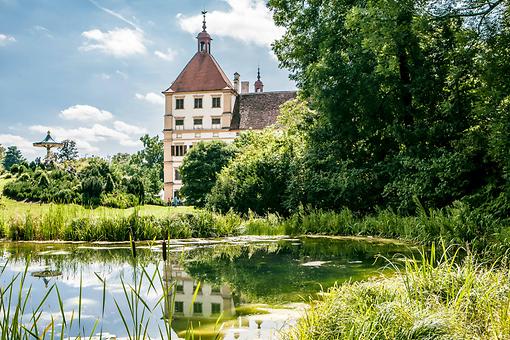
[
  {"xmin": 135, "ymin": 92, "xmax": 164, "ymax": 106},
  {"xmin": 0, "ymin": 33, "xmax": 16, "ymax": 46},
  {"xmin": 113, "ymin": 120, "xmax": 147, "ymax": 135},
  {"xmin": 60, "ymin": 105, "xmax": 113, "ymax": 122},
  {"xmin": 177, "ymin": 0, "xmax": 284, "ymax": 47},
  {"xmin": 154, "ymin": 48, "xmax": 177, "ymax": 61},
  {"xmin": 80, "ymin": 28, "xmax": 146, "ymax": 57},
  {"xmin": 0, "ymin": 134, "xmax": 36, "ymax": 155}
]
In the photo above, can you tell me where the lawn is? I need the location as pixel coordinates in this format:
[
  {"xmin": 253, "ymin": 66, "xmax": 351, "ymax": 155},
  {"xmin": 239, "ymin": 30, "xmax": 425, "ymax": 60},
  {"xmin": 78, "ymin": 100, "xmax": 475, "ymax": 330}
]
[{"xmin": 0, "ymin": 177, "xmax": 192, "ymax": 221}]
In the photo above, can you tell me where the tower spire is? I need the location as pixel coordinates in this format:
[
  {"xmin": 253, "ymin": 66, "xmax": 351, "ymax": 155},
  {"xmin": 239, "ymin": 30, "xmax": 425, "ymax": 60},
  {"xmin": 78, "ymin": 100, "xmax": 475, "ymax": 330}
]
[
  {"xmin": 197, "ymin": 10, "xmax": 212, "ymax": 53},
  {"xmin": 201, "ymin": 10, "xmax": 207, "ymax": 32},
  {"xmin": 254, "ymin": 66, "xmax": 264, "ymax": 92}
]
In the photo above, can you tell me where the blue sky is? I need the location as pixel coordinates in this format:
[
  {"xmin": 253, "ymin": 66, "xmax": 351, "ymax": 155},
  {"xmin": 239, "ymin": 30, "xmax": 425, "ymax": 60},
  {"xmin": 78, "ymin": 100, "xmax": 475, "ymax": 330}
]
[{"xmin": 0, "ymin": 0, "xmax": 294, "ymax": 159}]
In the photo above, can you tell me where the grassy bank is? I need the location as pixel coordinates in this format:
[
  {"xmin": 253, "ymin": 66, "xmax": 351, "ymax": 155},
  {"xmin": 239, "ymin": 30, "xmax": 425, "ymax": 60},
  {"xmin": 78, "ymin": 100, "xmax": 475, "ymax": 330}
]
[
  {"xmin": 0, "ymin": 206, "xmax": 244, "ymax": 241},
  {"xmin": 279, "ymin": 204, "xmax": 510, "ymax": 255},
  {"xmin": 286, "ymin": 246, "xmax": 510, "ymax": 339}
]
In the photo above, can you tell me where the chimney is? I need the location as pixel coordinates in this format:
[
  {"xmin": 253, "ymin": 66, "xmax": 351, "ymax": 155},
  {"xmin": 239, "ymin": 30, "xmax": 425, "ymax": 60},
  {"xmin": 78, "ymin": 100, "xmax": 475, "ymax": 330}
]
[
  {"xmin": 241, "ymin": 81, "xmax": 249, "ymax": 94},
  {"xmin": 233, "ymin": 72, "xmax": 240, "ymax": 92}
]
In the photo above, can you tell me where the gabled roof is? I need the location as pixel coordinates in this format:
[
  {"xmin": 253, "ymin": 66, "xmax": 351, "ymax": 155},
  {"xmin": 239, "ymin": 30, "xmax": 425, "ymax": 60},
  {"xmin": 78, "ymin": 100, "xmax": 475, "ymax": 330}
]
[
  {"xmin": 164, "ymin": 52, "xmax": 234, "ymax": 93},
  {"xmin": 230, "ymin": 91, "xmax": 297, "ymax": 130}
]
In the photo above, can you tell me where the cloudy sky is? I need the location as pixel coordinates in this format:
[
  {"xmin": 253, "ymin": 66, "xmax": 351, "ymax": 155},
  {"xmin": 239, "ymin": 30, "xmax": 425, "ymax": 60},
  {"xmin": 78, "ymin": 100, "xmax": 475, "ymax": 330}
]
[{"xmin": 0, "ymin": 0, "xmax": 294, "ymax": 159}]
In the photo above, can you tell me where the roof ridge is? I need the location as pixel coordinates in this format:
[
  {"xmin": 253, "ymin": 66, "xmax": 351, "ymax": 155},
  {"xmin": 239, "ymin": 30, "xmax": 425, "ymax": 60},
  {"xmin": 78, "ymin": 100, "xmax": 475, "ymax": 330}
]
[{"xmin": 165, "ymin": 52, "xmax": 234, "ymax": 93}]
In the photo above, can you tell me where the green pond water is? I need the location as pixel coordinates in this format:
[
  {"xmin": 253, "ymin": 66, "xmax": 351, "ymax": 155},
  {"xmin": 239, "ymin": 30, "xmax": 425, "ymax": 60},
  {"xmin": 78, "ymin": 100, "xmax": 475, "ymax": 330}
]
[{"xmin": 0, "ymin": 236, "xmax": 417, "ymax": 339}]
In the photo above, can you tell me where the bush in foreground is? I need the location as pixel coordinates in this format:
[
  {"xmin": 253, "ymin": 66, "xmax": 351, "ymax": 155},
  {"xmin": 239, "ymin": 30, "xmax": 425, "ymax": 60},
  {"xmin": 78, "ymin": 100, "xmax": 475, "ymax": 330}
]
[{"xmin": 286, "ymin": 246, "xmax": 510, "ymax": 339}]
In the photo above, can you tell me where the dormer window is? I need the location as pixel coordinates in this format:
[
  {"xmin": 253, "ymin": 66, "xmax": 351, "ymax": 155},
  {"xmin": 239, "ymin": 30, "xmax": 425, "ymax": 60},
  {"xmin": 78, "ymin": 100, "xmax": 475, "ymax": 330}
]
[{"xmin": 194, "ymin": 98, "xmax": 203, "ymax": 109}]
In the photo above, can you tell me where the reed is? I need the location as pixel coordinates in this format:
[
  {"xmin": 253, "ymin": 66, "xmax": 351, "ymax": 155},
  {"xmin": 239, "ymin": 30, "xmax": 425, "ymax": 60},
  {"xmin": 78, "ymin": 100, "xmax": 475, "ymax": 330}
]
[{"xmin": 285, "ymin": 245, "xmax": 510, "ymax": 340}]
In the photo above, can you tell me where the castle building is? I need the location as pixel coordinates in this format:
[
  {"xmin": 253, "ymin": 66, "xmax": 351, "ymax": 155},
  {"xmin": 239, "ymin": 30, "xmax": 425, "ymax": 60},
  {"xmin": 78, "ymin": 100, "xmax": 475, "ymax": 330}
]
[{"xmin": 162, "ymin": 12, "xmax": 296, "ymax": 201}]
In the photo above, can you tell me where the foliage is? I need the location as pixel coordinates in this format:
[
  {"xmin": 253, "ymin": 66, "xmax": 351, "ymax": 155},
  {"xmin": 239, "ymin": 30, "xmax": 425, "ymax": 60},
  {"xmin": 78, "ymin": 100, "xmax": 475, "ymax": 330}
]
[
  {"xmin": 128, "ymin": 135, "xmax": 164, "ymax": 196},
  {"xmin": 205, "ymin": 98, "xmax": 314, "ymax": 215},
  {"xmin": 286, "ymin": 246, "xmax": 510, "ymax": 339},
  {"xmin": 2, "ymin": 134, "xmax": 163, "ymax": 208},
  {"xmin": 1, "ymin": 209, "xmax": 240, "ymax": 242},
  {"xmin": 207, "ymin": 129, "xmax": 295, "ymax": 215},
  {"xmin": 180, "ymin": 141, "xmax": 236, "ymax": 207},
  {"xmin": 56, "ymin": 139, "xmax": 79, "ymax": 162},
  {"xmin": 3, "ymin": 146, "xmax": 25, "ymax": 171},
  {"xmin": 81, "ymin": 176, "xmax": 103, "ymax": 205},
  {"xmin": 184, "ymin": 0, "xmax": 509, "ymax": 223},
  {"xmin": 0, "ymin": 144, "xmax": 4, "ymax": 173}
]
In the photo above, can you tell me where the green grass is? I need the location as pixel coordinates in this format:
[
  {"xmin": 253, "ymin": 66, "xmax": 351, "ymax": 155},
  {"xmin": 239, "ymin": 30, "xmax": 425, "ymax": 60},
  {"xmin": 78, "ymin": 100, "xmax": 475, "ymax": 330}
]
[{"xmin": 285, "ymin": 244, "xmax": 510, "ymax": 339}]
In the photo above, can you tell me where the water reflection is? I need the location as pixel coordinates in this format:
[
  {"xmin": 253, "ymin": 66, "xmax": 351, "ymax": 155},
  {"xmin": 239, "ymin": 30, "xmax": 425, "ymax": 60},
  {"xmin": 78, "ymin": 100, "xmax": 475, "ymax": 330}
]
[{"xmin": 0, "ymin": 236, "xmax": 416, "ymax": 339}]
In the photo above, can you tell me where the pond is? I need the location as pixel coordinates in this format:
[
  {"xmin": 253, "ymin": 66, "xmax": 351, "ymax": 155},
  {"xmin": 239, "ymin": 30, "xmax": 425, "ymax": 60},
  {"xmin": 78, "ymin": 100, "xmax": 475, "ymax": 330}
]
[{"xmin": 0, "ymin": 236, "xmax": 417, "ymax": 339}]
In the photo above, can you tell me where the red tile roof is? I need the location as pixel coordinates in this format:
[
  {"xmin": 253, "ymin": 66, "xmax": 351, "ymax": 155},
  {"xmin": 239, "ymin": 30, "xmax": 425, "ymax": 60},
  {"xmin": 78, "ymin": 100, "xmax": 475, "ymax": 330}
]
[{"xmin": 165, "ymin": 52, "xmax": 234, "ymax": 93}]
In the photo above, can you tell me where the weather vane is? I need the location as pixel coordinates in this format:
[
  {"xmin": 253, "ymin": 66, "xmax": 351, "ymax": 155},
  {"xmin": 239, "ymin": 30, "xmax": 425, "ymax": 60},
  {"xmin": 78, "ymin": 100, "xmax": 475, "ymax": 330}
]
[{"xmin": 201, "ymin": 10, "xmax": 207, "ymax": 31}]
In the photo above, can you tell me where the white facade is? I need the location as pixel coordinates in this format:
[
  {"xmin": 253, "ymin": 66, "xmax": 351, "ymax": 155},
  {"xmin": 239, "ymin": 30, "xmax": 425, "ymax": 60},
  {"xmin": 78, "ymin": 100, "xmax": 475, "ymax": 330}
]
[{"xmin": 163, "ymin": 90, "xmax": 239, "ymax": 201}]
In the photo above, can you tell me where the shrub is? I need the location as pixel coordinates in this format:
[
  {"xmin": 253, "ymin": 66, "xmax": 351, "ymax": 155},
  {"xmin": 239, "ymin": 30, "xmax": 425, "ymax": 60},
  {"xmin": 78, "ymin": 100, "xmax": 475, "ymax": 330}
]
[
  {"xmin": 81, "ymin": 176, "xmax": 103, "ymax": 205},
  {"xmin": 100, "ymin": 192, "xmax": 139, "ymax": 209}
]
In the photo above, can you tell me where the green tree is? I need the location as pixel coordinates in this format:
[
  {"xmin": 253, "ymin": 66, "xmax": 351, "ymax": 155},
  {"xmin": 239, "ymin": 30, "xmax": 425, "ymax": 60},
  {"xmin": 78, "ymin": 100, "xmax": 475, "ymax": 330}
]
[
  {"xmin": 207, "ymin": 129, "xmax": 295, "ymax": 215},
  {"xmin": 180, "ymin": 141, "xmax": 236, "ymax": 207},
  {"xmin": 81, "ymin": 176, "xmax": 103, "ymax": 205},
  {"xmin": 268, "ymin": 0, "xmax": 501, "ymax": 214},
  {"xmin": 0, "ymin": 144, "xmax": 5, "ymax": 172},
  {"xmin": 57, "ymin": 140, "xmax": 79, "ymax": 162},
  {"xmin": 3, "ymin": 146, "xmax": 25, "ymax": 171},
  {"xmin": 130, "ymin": 135, "xmax": 164, "ymax": 196}
]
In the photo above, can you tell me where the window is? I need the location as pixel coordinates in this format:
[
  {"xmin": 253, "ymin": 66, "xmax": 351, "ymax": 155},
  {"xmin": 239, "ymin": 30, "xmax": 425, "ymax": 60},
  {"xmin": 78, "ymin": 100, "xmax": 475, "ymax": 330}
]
[
  {"xmin": 193, "ymin": 302, "xmax": 203, "ymax": 314},
  {"xmin": 171, "ymin": 145, "xmax": 188, "ymax": 157},
  {"xmin": 194, "ymin": 98, "xmax": 203, "ymax": 109},
  {"xmin": 193, "ymin": 118, "xmax": 203, "ymax": 129},
  {"xmin": 175, "ymin": 119, "xmax": 184, "ymax": 130},
  {"xmin": 212, "ymin": 97, "xmax": 221, "ymax": 108},
  {"xmin": 212, "ymin": 118, "xmax": 221, "ymax": 129},
  {"xmin": 211, "ymin": 303, "xmax": 221, "ymax": 314},
  {"xmin": 176, "ymin": 281, "xmax": 184, "ymax": 293},
  {"xmin": 174, "ymin": 169, "xmax": 181, "ymax": 181},
  {"xmin": 174, "ymin": 301, "xmax": 184, "ymax": 313},
  {"xmin": 175, "ymin": 98, "xmax": 184, "ymax": 110},
  {"xmin": 211, "ymin": 286, "xmax": 221, "ymax": 294}
]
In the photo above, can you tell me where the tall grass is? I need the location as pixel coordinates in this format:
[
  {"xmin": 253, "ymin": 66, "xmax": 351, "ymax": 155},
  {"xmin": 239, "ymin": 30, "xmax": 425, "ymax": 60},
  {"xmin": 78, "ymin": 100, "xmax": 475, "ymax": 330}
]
[
  {"xmin": 281, "ymin": 203, "xmax": 509, "ymax": 254},
  {"xmin": 285, "ymin": 245, "xmax": 510, "ymax": 339},
  {"xmin": 1, "ymin": 209, "xmax": 242, "ymax": 242}
]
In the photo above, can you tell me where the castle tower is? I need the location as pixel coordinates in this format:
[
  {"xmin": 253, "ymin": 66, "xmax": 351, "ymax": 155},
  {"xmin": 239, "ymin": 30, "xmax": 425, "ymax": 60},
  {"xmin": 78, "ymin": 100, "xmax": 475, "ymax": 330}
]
[{"xmin": 162, "ymin": 11, "xmax": 238, "ymax": 202}]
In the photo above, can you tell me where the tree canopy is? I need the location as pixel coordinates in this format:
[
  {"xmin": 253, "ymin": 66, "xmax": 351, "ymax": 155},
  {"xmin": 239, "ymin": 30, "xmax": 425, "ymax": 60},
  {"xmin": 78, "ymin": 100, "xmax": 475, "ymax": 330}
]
[{"xmin": 180, "ymin": 141, "xmax": 236, "ymax": 207}]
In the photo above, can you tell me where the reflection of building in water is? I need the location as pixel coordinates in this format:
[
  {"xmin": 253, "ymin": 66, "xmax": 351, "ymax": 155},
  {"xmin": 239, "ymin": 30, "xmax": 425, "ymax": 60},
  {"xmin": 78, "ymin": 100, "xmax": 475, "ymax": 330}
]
[{"xmin": 164, "ymin": 262, "xmax": 235, "ymax": 319}]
